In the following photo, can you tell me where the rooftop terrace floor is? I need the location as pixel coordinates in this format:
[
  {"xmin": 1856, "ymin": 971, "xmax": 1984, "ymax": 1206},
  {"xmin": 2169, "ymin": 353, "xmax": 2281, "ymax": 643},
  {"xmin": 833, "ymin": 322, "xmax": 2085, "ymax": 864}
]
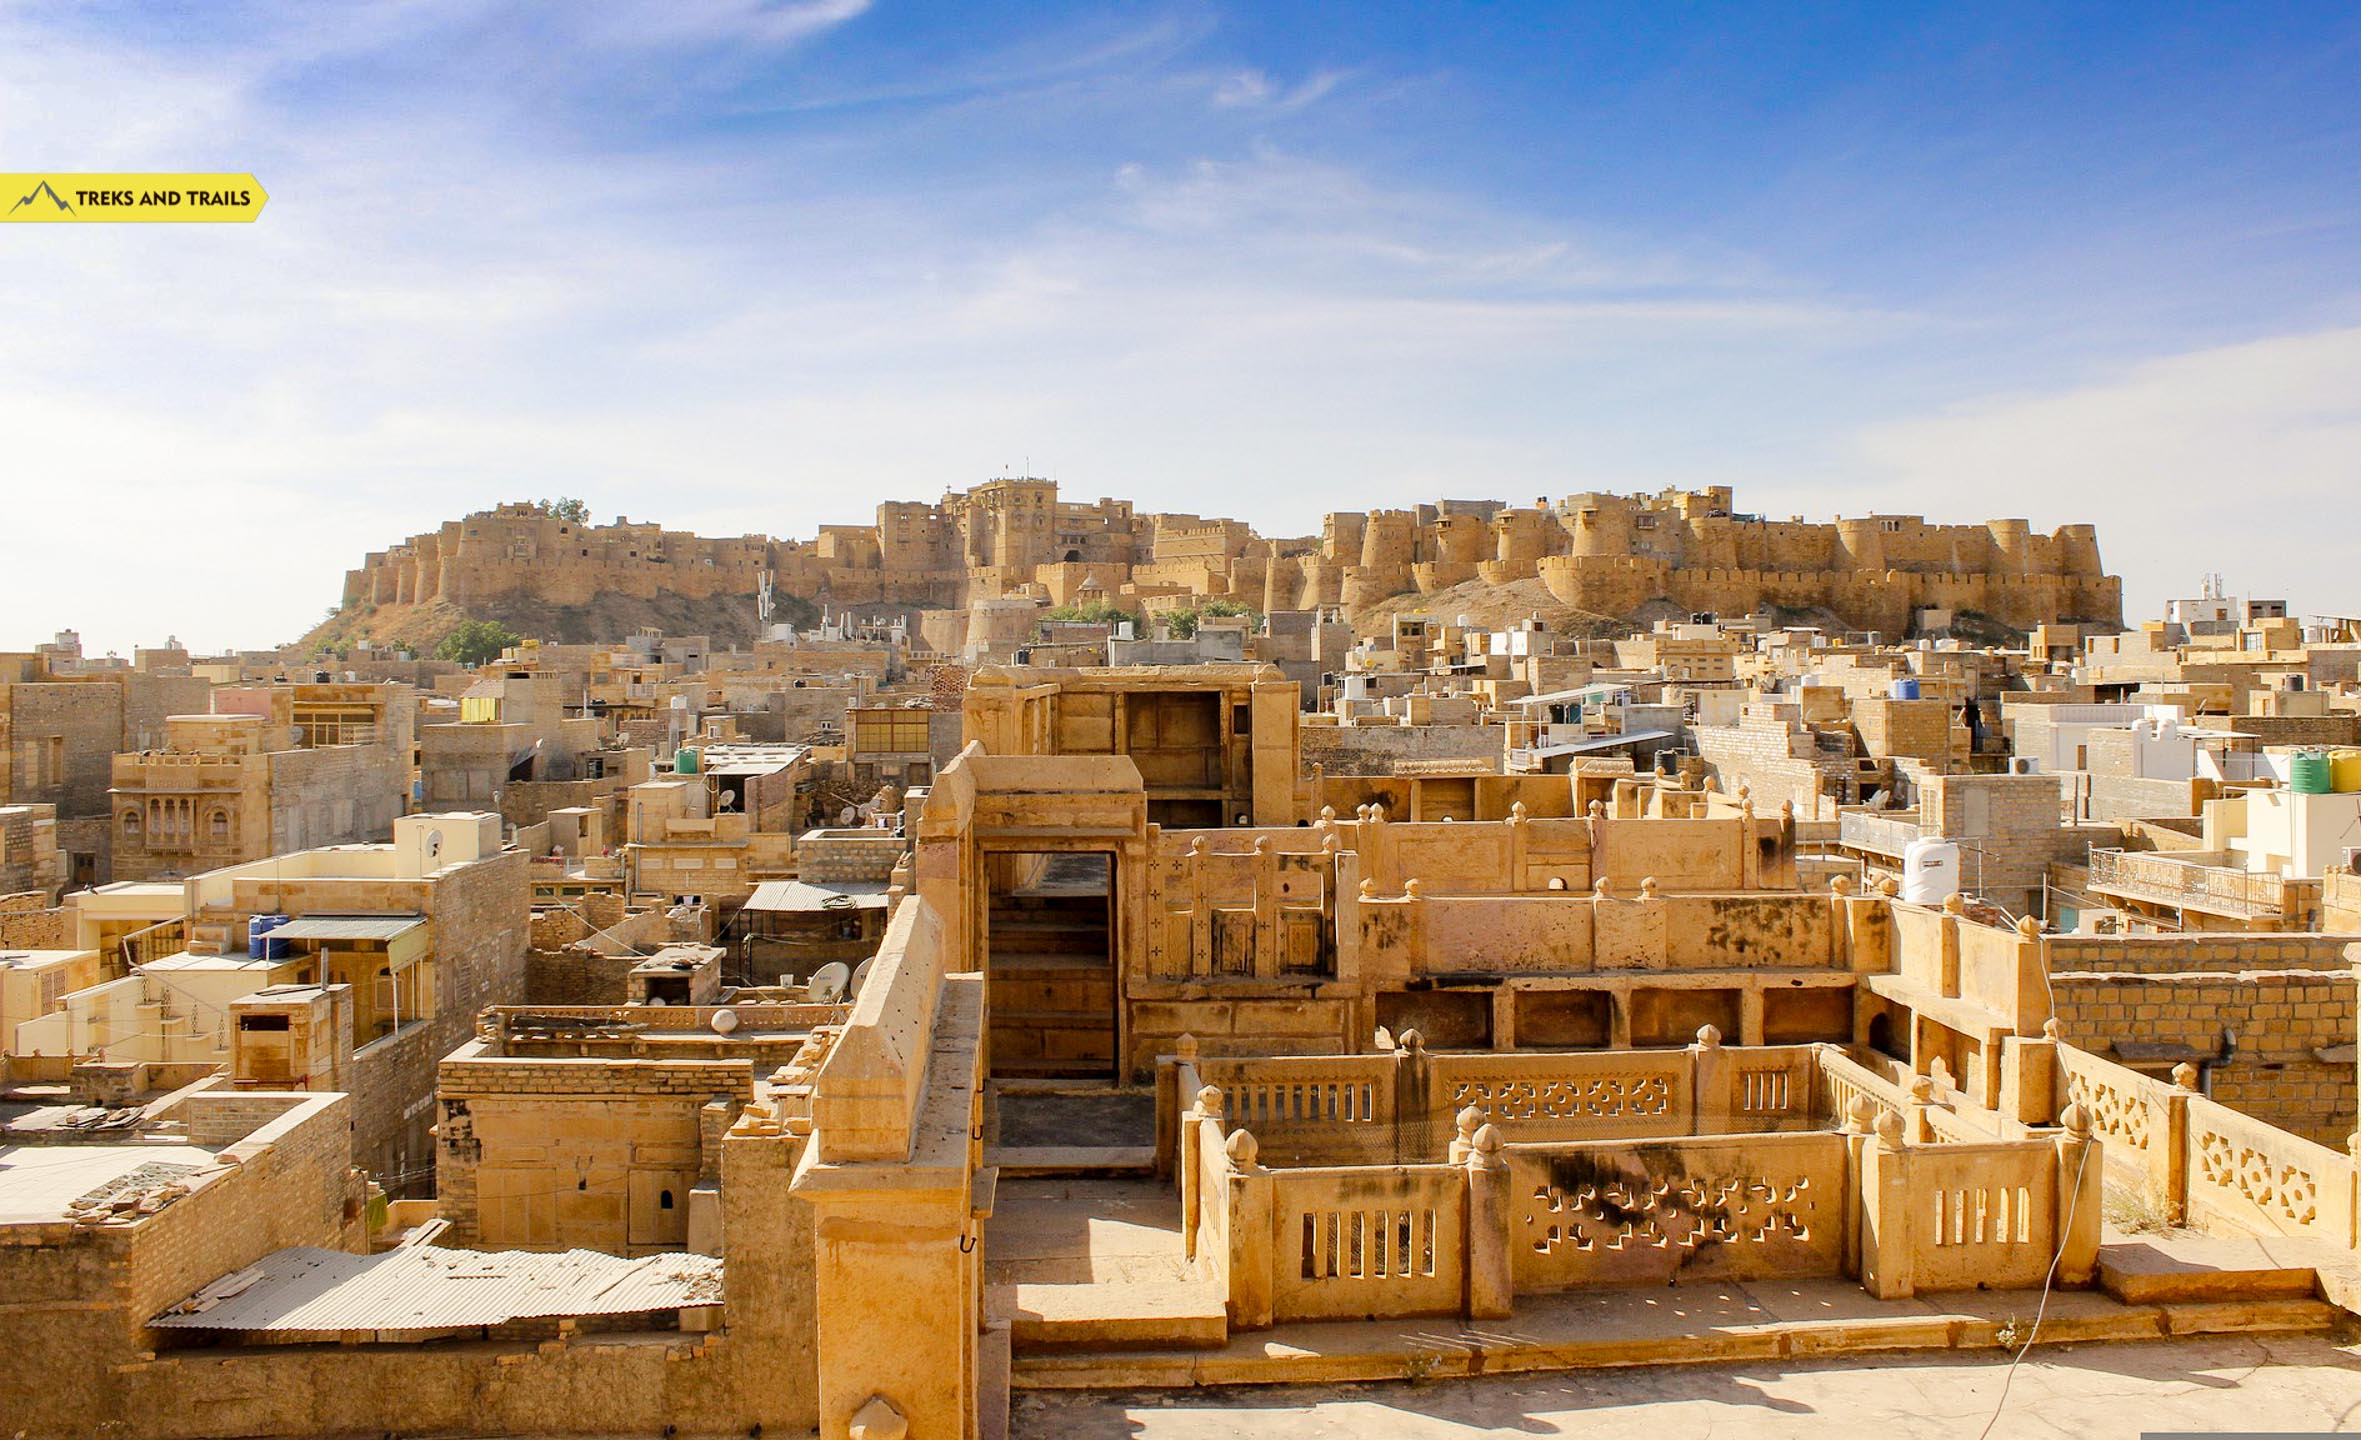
[{"xmin": 1015, "ymin": 1332, "xmax": 2361, "ymax": 1439}]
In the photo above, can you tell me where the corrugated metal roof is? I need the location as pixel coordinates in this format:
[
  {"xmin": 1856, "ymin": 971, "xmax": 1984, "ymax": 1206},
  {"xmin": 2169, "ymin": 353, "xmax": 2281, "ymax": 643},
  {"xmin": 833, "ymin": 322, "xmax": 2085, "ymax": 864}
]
[
  {"xmin": 153, "ymin": 1246, "xmax": 722, "ymax": 1333},
  {"xmin": 266, "ymin": 915, "xmax": 426, "ymax": 942},
  {"xmin": 743, "ymin": 880, "xmax": 891, "ymax": 913}
]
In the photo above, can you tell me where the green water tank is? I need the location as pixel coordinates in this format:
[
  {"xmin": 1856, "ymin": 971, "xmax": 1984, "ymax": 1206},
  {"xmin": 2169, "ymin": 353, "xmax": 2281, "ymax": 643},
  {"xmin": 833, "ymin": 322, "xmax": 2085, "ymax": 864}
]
[
  {"xmin": 2288, "ymin": 750, "xmax": 2332, "ymax": 794},
  {"xmin": 674, "ymin": 747, "xmax": 700, "ymax": 775}
]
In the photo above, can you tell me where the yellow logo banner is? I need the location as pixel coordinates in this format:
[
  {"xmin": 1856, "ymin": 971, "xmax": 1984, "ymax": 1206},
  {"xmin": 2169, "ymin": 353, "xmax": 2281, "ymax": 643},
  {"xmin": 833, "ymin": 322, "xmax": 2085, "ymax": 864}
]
[{"xmin": 1, "ymin": 174, "xmax": 268, "ymax": 223}]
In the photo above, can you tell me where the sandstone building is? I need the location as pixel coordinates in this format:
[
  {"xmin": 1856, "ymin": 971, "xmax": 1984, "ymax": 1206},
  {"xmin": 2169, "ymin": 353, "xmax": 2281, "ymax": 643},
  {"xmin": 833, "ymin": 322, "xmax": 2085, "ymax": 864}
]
[{"xmin": 328, "ymin": 484, "xmax": 2122, "ymax": 653}]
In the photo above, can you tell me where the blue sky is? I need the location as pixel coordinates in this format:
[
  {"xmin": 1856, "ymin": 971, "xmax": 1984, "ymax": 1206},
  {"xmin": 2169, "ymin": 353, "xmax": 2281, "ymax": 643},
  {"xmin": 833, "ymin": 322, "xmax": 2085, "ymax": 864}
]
[{"xmin": 4, "ymin": 1, "xmax": 2360, "ymax": 652}]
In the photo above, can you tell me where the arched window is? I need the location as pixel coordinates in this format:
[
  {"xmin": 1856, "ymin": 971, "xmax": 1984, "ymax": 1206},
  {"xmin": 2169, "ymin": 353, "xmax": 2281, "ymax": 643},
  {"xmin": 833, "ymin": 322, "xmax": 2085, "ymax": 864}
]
[
  {"xmin": 659, "ymin": 1189, "xmax": 675, "ymax": 1210},
  {"xmin": 207, "ymin": 810, "xmax": 230, "ymax": 842},
  {"xmin": 121, "ymin": 809, "xmax": 142, "ymax": 838}
]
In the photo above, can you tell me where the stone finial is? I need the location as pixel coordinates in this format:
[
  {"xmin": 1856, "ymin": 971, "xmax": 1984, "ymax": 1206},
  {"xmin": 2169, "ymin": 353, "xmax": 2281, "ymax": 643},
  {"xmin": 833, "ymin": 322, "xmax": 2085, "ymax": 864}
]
[
  {"xmin": 1845, "ymin": 1095, "xmax": 1878, "ymax": 1133},
  {"xmin": 1830, "ymin": 874, "xmax": 1855, "ymax": 896},
  {"xmin": 2172, "ymin": 1062, "xmax": 2200, "ymax": 1092},
  {"xmin": 1356, "ymin": 804, "xmax": 1372, "ymax": 821},
  {"xmin": 1592, "ymin": 876, "xmax": 1613, "ymax": 899},
  {"xmin": 1639, "ymin": 875, "xmax": 1660, "ymax": 899},
  {"xmin": 1693, "ymin": 1023, "xmax": 1722, "ymax": 1049},
  {"xmin": 2016, "ymin": 914, "xmax": 2043, "ymax": 939},
  {"xmin": 1470, "ymin": 1123, "xmax": 1504, "ymax": 1161},
  {"xmin": 849, "ymin": 1395, "xmax": 908, "ymax": 1440},
  {"xmin": 1319, "ymin": 805, "xmax": 1337, "ymax": 823},
  {"xmin": 2059, "ymin": 1102, "xmax": 2090, "ymax": 1139},
  {"xmin": 1588, "ymin": 800, "xmax": 1606, "ymax": 819},
  {"xmin": 1402, "ymin": 878, "xmax": 1422, "ymax": 899},
  {"xmin": 1358, "ymin": 877, "xmax": 1377, "ymax": 899},
  {"xmin": 1509, "ymin": 800, "xmax": 1528, "ymax": 823},
  {"xmin": 1225, "ymin": 1129, "xmax": 1261, "ymax": 1170},
  {"xmin": 1321, "ymin": 832, "xmax": 1340, "ymax": 854},
  {"xmin": 1781, "ymin": 800, "xmax": 1796, "ymax": 820},
  {"xmin": 1741, "ymin": 796, "xmax": 1756, "ymax": 819},
  {"xmin": 1398, "ymin": 1028, "xmax": 1425, "ymax": 1054},
  {"xmin": 1368, "ymin": 802, "xmax": 1388, "ymax": 824},
  {"xmin": 1908, "ymin": 1074, "xmax": 1935, "ymax": 1102},
  {"xmin": 2042, "ymin": 1017, "xmax": 2062, "ymax": 1041},
  {"xmin": 1874, "ymin": 1111, "xmax": 1906, "ymax": 1150},
  {"xmin": 1456, "ymin": 1105, "xmax": 1484, "ymax": 1141},
  {"xmin": 1194, "ymin": 1084, "xmax": 1226, "ymax": 1118},
  {"xmin": 1738, "ymin": 784, "xmax": 1752, "ymax": 804},
  {"xmin": 1176, "ymin": 1032, "xmax": 1199, "ymax": 1062},
  {"xmin": 1188, "ymin": 835, "xmax": 1208, "ymax": 856},
  {"xmin": 1942, "ymin": 892, "xmax": 1968, "ymax": 916},
  {"xmin": 1875, "ymin": 876, "xmax": 1900, "ymax": 898}
]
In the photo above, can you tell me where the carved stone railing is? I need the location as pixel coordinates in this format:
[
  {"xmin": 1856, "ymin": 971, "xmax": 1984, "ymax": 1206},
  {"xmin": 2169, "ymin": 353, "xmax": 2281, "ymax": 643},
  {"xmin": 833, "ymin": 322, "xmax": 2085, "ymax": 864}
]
[
  {"xmin": 1180, "ymin": 1073, "xmax": 2098, "ymax": 1323},
  {"xmin": 1171, "ymin": 1035, "xmax": 1842, "ymax": 1170},
  {"xmin": 2183, "ymin": 1094, "xmax": 2360, "ymax": 1247},
  {"xmin": 1510, "ymin": 1131, "xmax": 1848, "ymax": 1290}
]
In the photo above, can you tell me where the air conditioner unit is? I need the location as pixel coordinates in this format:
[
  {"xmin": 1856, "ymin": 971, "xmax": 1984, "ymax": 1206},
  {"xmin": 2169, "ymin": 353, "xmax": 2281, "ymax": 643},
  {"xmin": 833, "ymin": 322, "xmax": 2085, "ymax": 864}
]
[{"xmin": 2008, "ymin": 757, "xmax": 2037, "ymax": 775}]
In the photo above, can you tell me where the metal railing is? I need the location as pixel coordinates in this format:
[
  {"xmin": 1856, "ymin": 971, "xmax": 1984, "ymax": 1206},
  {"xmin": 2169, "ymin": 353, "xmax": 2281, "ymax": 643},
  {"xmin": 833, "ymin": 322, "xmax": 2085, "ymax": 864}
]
[
  {"xmin": 1837, "ymin": 810, "xmax": 1924, "ymax": 858},
  {"xmin": 2085, "ymin": 848, "xmax": 2296, "ymax": 918}
]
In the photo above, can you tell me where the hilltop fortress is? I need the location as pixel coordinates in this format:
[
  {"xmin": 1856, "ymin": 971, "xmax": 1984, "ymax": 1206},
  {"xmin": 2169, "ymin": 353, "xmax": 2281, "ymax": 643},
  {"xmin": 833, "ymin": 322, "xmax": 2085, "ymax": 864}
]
[{"xmin": 333, "ymin": 481, "xmax": 2121, "ymax": 645}]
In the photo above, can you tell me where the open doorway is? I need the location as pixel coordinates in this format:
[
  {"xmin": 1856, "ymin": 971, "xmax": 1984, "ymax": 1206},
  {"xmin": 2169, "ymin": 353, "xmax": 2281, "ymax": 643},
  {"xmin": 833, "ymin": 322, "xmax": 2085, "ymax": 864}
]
[{"xmin": 985, "ymin": 850, "xmax": 1115, "ymax": 1079}]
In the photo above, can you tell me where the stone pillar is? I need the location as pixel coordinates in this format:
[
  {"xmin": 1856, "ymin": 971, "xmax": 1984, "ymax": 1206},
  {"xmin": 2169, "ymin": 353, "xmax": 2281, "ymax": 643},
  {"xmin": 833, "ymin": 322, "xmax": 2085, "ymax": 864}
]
[
  {"xmin": 1463, "ymin": 1124, "xmax": 1513, "ymax": 1320},
  {"xmin": 1858, "ymin": 1112, "xmax": 1914, "ymax": 1300},
  {"xmin": 1689, "ymin": 1024, "xmax": 1729, "ymax": 1135},
  {"xmin": 1180, "ymin": 1083, "xmax": 1223, "ymax": 1262},
  {"xmin": 1840, "ymin": 1095, "xmax": 1875, "ymax": 1279},
  {"xmin": 1225, "ymin": 1130, "xmax": 1275, "ymax": 1329},
  {"xmin": 1393, "ymin": 1028, "xmax": 1435, "ymax": 1163},
  {"xmin": 2052, "ymin": 1104, "xmax": 2104, "ymax": 1287}
]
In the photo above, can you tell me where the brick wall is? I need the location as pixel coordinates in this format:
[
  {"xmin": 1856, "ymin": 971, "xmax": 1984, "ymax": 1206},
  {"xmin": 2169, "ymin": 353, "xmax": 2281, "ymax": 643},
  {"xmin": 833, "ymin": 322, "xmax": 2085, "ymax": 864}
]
[
  {"xmin": 2048, "ymin": 969, "xmax": 2357, "ymax": 1144},
  {"xmin": 796, "ymin": 831, "xmax": 906, "ymax": 883},
  {"xmin": 1300, "ymin": 723, "xmax": 1503, "ymax": 776},
  {"xmin": 1693, "ymin": 712, "xmax": 1843, "ymax": 817}
]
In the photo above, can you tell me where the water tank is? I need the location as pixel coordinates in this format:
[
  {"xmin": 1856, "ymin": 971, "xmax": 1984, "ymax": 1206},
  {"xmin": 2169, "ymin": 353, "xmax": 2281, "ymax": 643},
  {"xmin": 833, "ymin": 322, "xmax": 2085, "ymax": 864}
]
[
  {"xmin": 1901, "ymin": 839, "xmax": 1961, "ymax": 905},
  {"xmin": 2332, "ymin": 750, "xmax": 2361, "ymax": 794},
  {"xmin": 2289, "ymin": 750, "xmax": 2333, "ymax": 794},
  {"xmin": 247, "ymin": 914, "xmax": 290, "ymax": 960},
  {"xmin": 1889, "ymin": 677, "xmax": 1921, "ymax": 700},
  {"xmin": 674, "ymin": 748, "xmax": 700, "ymax": 775}
]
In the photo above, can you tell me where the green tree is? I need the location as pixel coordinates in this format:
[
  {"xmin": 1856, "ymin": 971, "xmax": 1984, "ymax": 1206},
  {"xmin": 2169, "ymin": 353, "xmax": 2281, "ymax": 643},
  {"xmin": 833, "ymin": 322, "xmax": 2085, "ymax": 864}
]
[
  {"xmin": 550, "ymin": 496, "xmax": 590, "ymax": 524},
  {"xmin": 1042, "ymin": 601, "xmax": 1142, "ymax": 629},
  {"xmin": 435, "ymin": 619, "xmax": 523, "ymax": 666}
]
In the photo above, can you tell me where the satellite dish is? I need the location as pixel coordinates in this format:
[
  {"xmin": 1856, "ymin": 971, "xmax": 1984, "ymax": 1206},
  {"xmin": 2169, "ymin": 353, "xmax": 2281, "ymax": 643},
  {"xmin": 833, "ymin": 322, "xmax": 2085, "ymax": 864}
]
[
  {"xmin": 808, "ymin": 962, "xmax": 851, "ymax": 1004},
  {"xmin": 425, "ymin": 829, "xmax": 444, "ymax": 859},
  {"xmin": 849, "ymin": 956, "xmax": 874, "ymax": 999},
  {"xmin": 710, "ymin": 1007, "xmax": 740, "ymax": 1034}
]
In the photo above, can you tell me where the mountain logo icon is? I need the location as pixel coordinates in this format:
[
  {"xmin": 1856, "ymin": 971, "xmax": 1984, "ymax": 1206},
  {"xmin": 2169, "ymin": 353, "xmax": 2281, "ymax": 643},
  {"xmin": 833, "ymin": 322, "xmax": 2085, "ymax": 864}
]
[{"xmin": 8, "ymin": 180, "xmax": 73, "ymax": 214}]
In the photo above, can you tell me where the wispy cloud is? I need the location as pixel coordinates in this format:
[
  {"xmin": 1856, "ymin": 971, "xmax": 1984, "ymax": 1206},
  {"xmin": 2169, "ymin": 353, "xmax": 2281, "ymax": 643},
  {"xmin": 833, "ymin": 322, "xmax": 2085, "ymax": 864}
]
[
  {"xmin": 1209, "ymin": 66, "xmax": 1344, "ymax": 112},
  {"xmin": 11, "ymin": 2, "xmax": 2333, "ymax": 654}
]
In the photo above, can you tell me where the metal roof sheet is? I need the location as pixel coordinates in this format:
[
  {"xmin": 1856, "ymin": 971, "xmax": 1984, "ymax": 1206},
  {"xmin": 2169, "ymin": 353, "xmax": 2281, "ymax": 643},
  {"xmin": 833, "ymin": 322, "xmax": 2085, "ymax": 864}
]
[
  {"xmin": 265, "ymin": 916, "xmax": 426, "ymax": 942},
  {"xmin": 743, "ymin": 880, "xmax": 892, "ymax": 913},
  {"xmin": 153, "ymin": 1246, "xmax": 722, "ymax": 1333}
]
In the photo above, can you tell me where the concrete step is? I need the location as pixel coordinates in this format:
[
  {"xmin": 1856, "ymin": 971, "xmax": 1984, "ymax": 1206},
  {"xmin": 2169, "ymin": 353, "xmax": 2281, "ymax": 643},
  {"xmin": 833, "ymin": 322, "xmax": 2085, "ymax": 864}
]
[
  {"xmin": 1011, "ymin": 1285, "xmax": 2339, "ymax": 1390},
  {"xmin": 987, "ymin": 922, "xmax": 1110, "ymax": 954},
  {"xmin": 2097, "ymin": 1235, "xmax": 2322, "ymax": 1305},
  {"xmin": 988, "ymin": 1144, "xmax": 1156, "ymax": 1177},
  {"xmin": 992, "ymin": 1058, "xmax": 1120, "ymax": 1081},
  {"xmin": 990, "ymin": 950, "xmax": 1115, "ymax": 973},
  {"xmin": 991, "ymin": 1279, "xmax": 1227, "ymax": 1354}
]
